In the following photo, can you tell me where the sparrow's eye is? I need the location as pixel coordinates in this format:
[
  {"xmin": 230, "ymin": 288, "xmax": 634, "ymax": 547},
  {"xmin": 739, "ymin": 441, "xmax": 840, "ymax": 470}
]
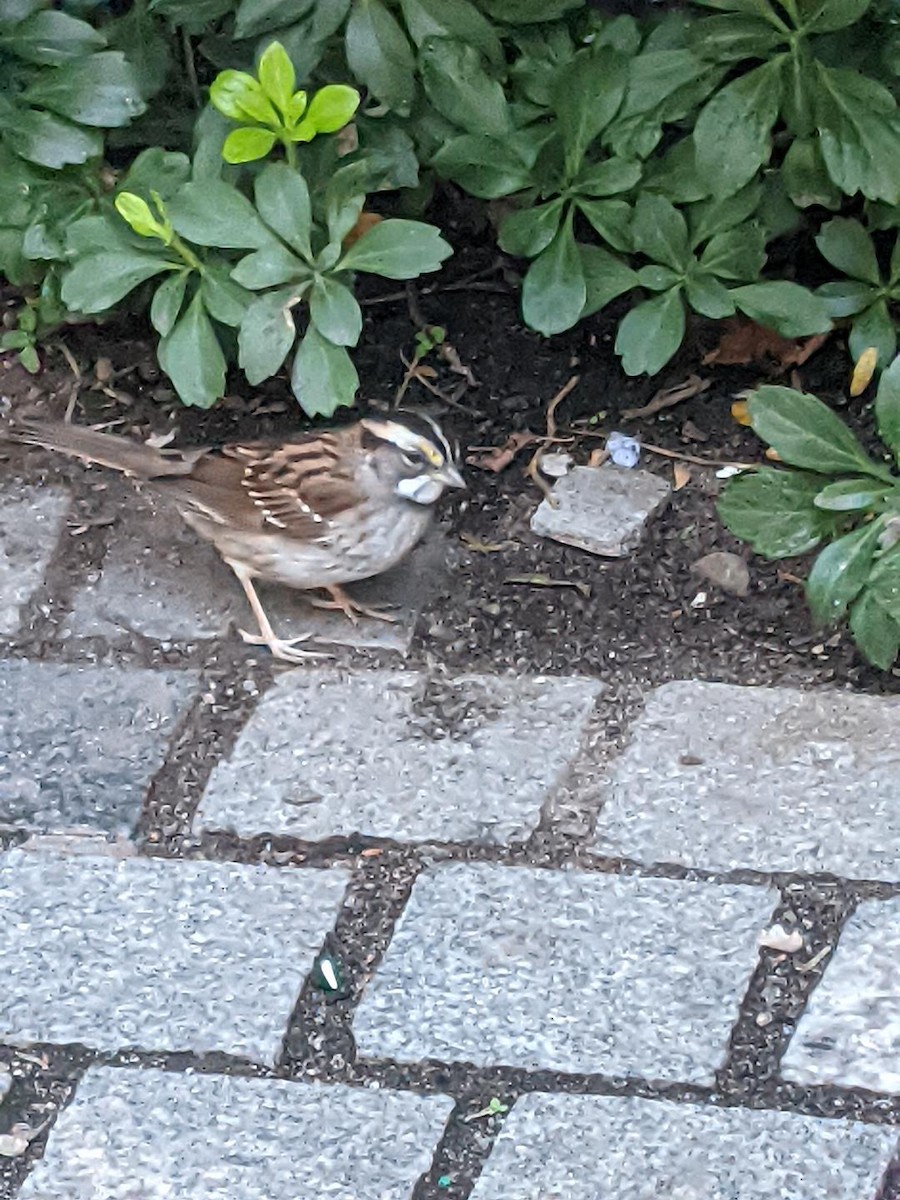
[{"xmin": 402, "ymin": 449, "xmax": 429, "ymax": 469}]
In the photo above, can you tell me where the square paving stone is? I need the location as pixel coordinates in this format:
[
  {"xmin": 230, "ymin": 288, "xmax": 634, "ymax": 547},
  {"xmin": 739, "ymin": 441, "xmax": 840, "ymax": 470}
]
[
  {"xmin": 0, "ymin": 660, "xmax": 198, "ymax": 835},
  {"xmin": 18, "ymin": 1066, "xmax": 452, "ymax": 1200},
  {"xmin": 0, "ymin": 847, "xmax": 350, "ymax": 1062},
  {"xmin": 196, "ymin": 671, "xmax": 602, "ymax": 844},
  {"xmin": 0, "ymin": 480, "xmax": 70, "ymax": 634},
  {"xmin": 65, "ymin": 484, "xmax": 454, "ymax": 653},
  {"xmin": 592, "ymin": 680, "xmax": 900, "ymax": 879},
  {"xmin": 782, "ymin": 897, "xmax": 900, "ymax": 1094},
  {"xmin": 530, "ymin": 464, "xmax": 671, "ymax": 557},
  {"xmin": 469, "ymin": 1093, "xmax": 898, "ymax": 1199},
  {"xmin": 352, "ymin": 863, "xmax": 774, "ymax": 1081}
]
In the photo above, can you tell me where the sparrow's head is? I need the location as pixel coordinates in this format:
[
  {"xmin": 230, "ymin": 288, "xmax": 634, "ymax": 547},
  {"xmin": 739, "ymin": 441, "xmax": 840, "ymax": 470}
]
[{"xmin": 361, "ymin": 412, "xmax": 465, "ymax": 504}]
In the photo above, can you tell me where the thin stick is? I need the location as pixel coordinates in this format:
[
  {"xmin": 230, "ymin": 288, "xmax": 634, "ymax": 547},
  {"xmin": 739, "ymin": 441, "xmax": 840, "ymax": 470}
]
[
  {"xmin": 567, "ymin": 428, "xmax": 757, "ymax": 470},
  {"xmin": 527, "ymin": 374, "xmax": 581, "ymax": 504},
  {"xmin": 362, "ymin": 265, "xmax": 508, "ymax": 307}
]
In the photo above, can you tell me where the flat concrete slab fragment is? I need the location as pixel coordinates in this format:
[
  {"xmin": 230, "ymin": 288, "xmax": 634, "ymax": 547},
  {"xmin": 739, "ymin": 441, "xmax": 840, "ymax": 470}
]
[
  {"xmin": 65, "ymin": 485, "xmax": 453, "ymax": 654},
  {"xmin": 593, "ymin": 680, "xmax": 900, "ymax": 879},
  {"xmin": 530, "ymin": 464, "xmax": 671, "ymax": 557},
  {"xmin": 0, "ymin": 480, "xmax": 69, "ymax": 633},
  {"xmin": 470, "ymin": 1092, "xmax": 898, "ymax": 1199},
  {"xmin": 0, "ymin": 660, "xmax": 197, "ymax": 835},
  {"xmin": 782, "ymin": 897, "xmax": 900, "ymax": 1093},
  {"xmin": 18, "ymin": 1067, "xmax": 452, "ymax": 1200},
  {"xmin": 353, "ymin": 863, "xmax": 774, "ymax": 1081},
  {"xmin": 197, "ymin": 670, "xmax": 601, "ymax": 844},
  {"xmin": 0, "ymin": 848, "xmax": 349, "ymax": 1062}
]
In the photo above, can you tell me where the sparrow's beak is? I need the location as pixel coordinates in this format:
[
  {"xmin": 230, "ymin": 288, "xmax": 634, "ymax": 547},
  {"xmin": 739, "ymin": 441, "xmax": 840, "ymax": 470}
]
[{"xmin": 436, "ymin": 462, "xmax": 466, "ymax": 489}]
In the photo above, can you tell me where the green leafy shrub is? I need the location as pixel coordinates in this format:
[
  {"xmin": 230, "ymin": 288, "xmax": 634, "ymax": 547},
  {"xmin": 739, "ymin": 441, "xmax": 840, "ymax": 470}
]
[
  {"xmin": 815, "ymin": 217, "xmax": 900, "ymax": 368},
  {"xmin": 57, "ymin": 44, "xmax": 451, "ymax": 413},
  {"xmin": 719, "ymin": 372, "xmax": 900, "ymax": 667}
]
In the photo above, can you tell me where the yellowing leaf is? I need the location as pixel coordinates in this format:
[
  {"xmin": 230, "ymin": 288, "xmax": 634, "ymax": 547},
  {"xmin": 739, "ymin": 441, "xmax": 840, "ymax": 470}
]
[
  {"xmin": 673, "ymin": 463, "xmax": 692, "ymax": 490},
  {"xmin": 765, "ymin": 447, "xmax": 783, "ymax": 461},
  {"xmin": 850, "ymin": 345, "xmax": 878, "ymax": 396},
  {"xmin": 731, "ymin": 399, "xmax": 751, "ymax": 426}
]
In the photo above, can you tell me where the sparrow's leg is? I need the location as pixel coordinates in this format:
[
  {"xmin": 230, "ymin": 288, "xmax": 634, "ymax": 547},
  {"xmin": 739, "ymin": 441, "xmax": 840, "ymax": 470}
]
[
  {"xmin": 308, "ymin": 584, "xmax": 399, "ymax": 624},
  {"xmin": 225, "ymin": 559, "xmax": 325, "ymax": 663}
]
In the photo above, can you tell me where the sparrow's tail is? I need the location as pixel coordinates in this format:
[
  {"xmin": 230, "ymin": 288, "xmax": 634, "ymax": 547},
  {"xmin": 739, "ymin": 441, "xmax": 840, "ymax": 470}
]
[{"xmin": 6, "ymin": 419, "xmax": 199, "ymax": 480}]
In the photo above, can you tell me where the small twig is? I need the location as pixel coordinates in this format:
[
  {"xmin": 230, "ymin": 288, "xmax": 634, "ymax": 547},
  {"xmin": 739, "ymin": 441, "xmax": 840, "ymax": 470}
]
[
  {"xmin": 621, "ymin": 374, "xmax": 710, "ymax": 421},
  {"xmin": 527, "ymin": 375, "xmax": 581, "ymax": 504},
  {"xmin": 182, "ymin": 28, "xmax": 201, "ymax": 109},
  {"xmin": 362, "ymin": 265, "xmax": 507, "ymax": 307},
  {"xmin": 567, "ymin": 429, "xmax": 757, "ymax": 470}
]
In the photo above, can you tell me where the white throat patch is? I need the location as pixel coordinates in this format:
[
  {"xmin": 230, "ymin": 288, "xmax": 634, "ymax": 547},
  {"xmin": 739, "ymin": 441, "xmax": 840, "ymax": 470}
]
[{"xmin": 396, "ymin": 475, "xmax": 443, "ymax": 505}]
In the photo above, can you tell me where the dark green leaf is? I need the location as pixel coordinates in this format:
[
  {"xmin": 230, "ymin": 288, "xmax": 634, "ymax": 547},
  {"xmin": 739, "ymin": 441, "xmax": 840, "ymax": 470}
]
[
  {"xmin": 797, "ymin": 0, "xmax": 871, "ymax": 33},
  {"xmin": 231, "ymin": 243, "xmax": 309, "ymax": 288},
  {"xmin": 105, "ymin": 3, "xmax": 170, "ymax": 100},
  {"xmin": 748, "ymin": 385, "xmax": 889, "ymax": 477},
  {"xmin": 475, "ymin": 0, "xmax": 580, "ymax": 18},
  {"xmin": 337, "ymin": 218, "xmax": 451, "ymax": 278},
  {"xmin": 782, "ymin": 137, "xmax": 842, "ymax": 209},
  {"xmin": 637, "ymin": 264, "xmax": 680, "ymax": 291},
  {"xmin": 631, "ymin": 193, "xmax": 690, "ymax": 271},
  {"xmin": 685, "ymin": 271, "xmax": 735, "ymax": 318},
  {"xmin": 309, "ymin": 275, "xmax": 362, "ymax": 346},
  {"xmin": 718, "ymin": 467, "xmax": 838, "ymax": 557},
  {"xmin": 867, "ymin": 546, "xmax": 900, "ymax": 623},
  {"xmin": 521, "ymin": 218, "xmax": 585, "ymax": 336},
  {"xmin": 158, "ymin": 292, "xmax": 225, "ymax": 409},
  {"xmin": 580, "ymin": 244, "xmax": 638, "ymax": 318},
  {"xmin": 615, "ymin": 287, "xmax": 685, "ymax": 376},
  {"xmin": 553, "ymin": 47, "xmax": 627, "ymax": 169},
  {"xmin": 816, "ymin": 280, "xmax": 877, "ymax": 319},
  {"xmin": 849, "ymin": 300, "xmax": 897, "ymax": 369},
  {"xmin": 8, "ymin": 11, "xmax": 105, "ymax": 64},
  {"xmin": 399, "ymin": 0, "xmax": 502, "ymax": 66},
  {"xmin": 688, "ymin": 183, "xmax": 761, "ymax": 245},
  {"xmin": 573, "ymin": 157, "xmax": 641, "ymax": 198},
  {"xmin": 876, "ymin": 354, "xmax": 900, "ymax": 463},
  {"xmin": 62, "ymin": 252, "xmax": 171, "ymax": 313},
  {"xmin": 345, "ymin": 0, "xmax": 416, "ymax": 117},
  {"xmin": 807, "ymin": 518, "xmax": 884, "ymax": 625},
  {"xmin": 150, "ymin": 271, "xmax": 189, "ymax": 336},
  {"xmin": 498, "ymin": 200, "xmax": 564, "ymax": 259},
  {"xmin": 25, "ymin": 52, "xmax": 145, "ymax": 128},
  {"xmin": 699, "ymin": 225, "xmax": 765, "ymax": 281},
  {"xmin": 431, "ymin": 133, "xmax": 535, "ymax": 199},
  {"xmin": 4, "ymin": 107, "xmax": 102, "ymax": 168},
  {"xmin": 291, "ymin": 324, "xmax": 359, "ymax": 415},
  {"xmin": 420, "ymin": 37, "xmax": 510, "ymax": 137},
  {"xmin": 693, "ymin": 60, "xmax": 783, "ymax": 197},
  {"xmin": 120, "ymin": 148, "xmax": 190, "ymax": 201},
  {"xmin": 641, "ymin": 138, "xmax": 709, "ymax": 203},
  {"xmin": 200, "ymin": 270, "xmax": 252, "ymax": 327},
  {"xmin": 576, "ymin": 198, "xmax": 633, "ymax": 252},
  {"xmin": 239, "ymin": 287, "xmax": 301, "ymax": 385},
  {"xmin": 234, "ymin": 0, "xmax": 313, "ymax": 38},
  {"xmin": 815, "ymin": 217, "xmax": 881, "ymax": 284},
  {"xmin": 730, "ymin": 282, "xmax": 832, "ymax": 337},
  {"xmin": 849, "ymin": 589, "xmax": 900, "ymax": 669},
  {"xmin": 815, "ymin": 66, "xmax": 900, "ymax": 204},
  {"xmin": 167, "ymin": 181, "xmax": 273, "ymax": 249},
  {"xmin": 689, "ymin": 13, "xmax": 784, "ymax": 60},
  {"xmin": 254, "ymin": 164, "xmax": 312, "ymax": 260},
  {"xmin": 814, "ymin": 478, "xmax": 890, "ymax": 511}
]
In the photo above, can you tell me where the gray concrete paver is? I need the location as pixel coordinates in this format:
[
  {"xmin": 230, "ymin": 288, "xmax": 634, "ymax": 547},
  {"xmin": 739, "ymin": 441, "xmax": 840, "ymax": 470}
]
[
  {"xmin": 196, "ymin": 670, "xmax": 602, "ymax": 843},
  {"xmin": 0, "ymin": 848, "xmax": 349, "ymax": 1063},
  {"xmin": 470, "ymin": 1092, "xmax": 898, "ymax": 1199},
  {"xmin": 0, "ymin": 660, "xmax": 197, "ymax": 835},
  {"xmin": 593, "ymin": 680, "xmax": 900, "ymax": 879},
  {"xmin": 17, "ymin": 1067, "xmax": 452, "ymax": 1200},
  {"xmin": 0, "ymin": 481, "xmax": 69, "ymax": 634},
  {"xmin": 353, "ymin": 862, "xmax": 775, "ymax": 1081}
]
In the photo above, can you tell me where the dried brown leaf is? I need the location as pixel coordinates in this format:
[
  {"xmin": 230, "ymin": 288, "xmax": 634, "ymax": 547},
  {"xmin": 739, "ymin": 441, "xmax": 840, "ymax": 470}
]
[
  {"xmin": 466, "ymin": 431, "xmax": 537, "ymax": 472},
  {"xmin": 703, "ymin": 319, "xmax": 829, "ymax": 369}
]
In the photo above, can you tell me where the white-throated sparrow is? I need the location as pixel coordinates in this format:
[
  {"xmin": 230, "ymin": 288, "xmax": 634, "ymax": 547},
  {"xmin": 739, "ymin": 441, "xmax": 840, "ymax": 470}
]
[{"xmin": 9, "ymin": 412, "xmax": 464, "ymax": 662}]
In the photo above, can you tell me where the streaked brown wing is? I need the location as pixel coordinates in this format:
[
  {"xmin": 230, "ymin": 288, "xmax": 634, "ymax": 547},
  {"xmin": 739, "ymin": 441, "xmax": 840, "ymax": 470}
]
[{"xmin": 222, "ymin": 434, "xmax": 364, "ymax": 537}]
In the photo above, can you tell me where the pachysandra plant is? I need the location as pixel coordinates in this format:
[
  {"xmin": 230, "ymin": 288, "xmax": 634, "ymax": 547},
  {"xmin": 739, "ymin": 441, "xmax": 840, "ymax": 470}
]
[
  {"xmin": 718, "ymin": 372, "xmax": 900, "ymax": 668},
  {"xmin": 59, "ymin": 44, "xmax": 452, "ymax": 414},
  {"xmin": 815, "ymin": 217, "xmax": 900, "ymax": 372},
  {"xmin": 690, "ymin": 0, "xmax": 900, "ymax": 206}
]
